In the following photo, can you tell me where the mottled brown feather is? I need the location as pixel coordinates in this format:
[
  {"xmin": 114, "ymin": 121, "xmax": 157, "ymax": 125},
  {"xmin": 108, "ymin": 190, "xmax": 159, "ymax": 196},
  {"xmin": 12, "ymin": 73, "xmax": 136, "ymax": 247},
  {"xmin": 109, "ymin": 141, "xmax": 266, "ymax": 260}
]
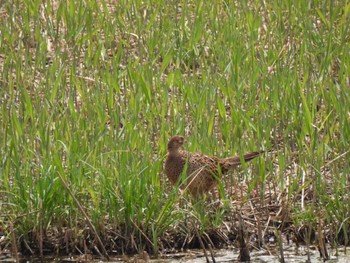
[{"xmin": 164, "ymin": 135, "xmax": 262, "ymax": 195}]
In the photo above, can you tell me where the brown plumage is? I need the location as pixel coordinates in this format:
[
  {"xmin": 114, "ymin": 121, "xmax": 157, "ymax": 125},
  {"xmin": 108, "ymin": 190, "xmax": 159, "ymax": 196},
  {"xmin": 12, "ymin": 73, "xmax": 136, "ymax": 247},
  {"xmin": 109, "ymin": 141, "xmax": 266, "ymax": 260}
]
[{"xmin": 164, "ymin": 135, "xmax": 262, "ymax": 195}]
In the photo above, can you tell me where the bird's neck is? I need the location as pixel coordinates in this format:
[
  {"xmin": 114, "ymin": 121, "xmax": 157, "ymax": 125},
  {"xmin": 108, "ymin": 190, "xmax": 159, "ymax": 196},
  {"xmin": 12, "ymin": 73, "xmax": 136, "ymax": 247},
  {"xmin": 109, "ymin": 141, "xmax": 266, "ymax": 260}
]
[{"xmin": 167, "ymin": 148, "xmax": 182, "ymax": 157}]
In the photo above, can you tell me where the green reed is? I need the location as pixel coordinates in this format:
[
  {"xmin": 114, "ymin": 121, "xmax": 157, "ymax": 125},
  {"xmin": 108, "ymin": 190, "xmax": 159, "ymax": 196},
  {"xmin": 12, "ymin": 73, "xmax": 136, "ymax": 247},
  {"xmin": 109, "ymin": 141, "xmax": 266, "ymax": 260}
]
[{"xmin": 0, "ymin": 0, "xmax": 349, "ymax": 255}]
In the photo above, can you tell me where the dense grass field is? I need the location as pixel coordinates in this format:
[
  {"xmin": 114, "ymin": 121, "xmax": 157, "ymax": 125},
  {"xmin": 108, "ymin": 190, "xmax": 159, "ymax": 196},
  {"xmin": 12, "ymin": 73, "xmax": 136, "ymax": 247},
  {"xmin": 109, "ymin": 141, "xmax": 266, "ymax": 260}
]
[{"xmin": 1, "ymin": 0, "xmax": 349, "ymax": 259}]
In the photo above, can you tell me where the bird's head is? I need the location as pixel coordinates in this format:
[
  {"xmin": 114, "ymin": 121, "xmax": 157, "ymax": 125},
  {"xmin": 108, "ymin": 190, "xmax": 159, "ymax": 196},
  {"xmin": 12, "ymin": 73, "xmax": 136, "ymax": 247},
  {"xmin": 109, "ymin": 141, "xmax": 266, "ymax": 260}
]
[{"xmin": 167, "ymin": 135, "xmax": 184, "ymax": 152}]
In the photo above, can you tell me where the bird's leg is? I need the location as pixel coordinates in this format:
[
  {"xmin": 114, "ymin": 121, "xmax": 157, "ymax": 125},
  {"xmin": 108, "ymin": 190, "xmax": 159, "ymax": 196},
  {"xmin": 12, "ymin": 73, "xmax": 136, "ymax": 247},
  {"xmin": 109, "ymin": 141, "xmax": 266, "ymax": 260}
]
[{"xmin": 210, "ymin": 188, "xmax": 219, "ymax": 200}]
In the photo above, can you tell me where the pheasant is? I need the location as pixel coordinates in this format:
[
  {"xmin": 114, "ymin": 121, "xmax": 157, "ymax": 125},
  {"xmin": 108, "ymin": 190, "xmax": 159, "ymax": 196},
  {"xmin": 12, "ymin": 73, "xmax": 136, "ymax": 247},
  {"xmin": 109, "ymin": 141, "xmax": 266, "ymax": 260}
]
[{"xmin": 164, "ymin": 135, "xmax": 262, "ymax": 195}]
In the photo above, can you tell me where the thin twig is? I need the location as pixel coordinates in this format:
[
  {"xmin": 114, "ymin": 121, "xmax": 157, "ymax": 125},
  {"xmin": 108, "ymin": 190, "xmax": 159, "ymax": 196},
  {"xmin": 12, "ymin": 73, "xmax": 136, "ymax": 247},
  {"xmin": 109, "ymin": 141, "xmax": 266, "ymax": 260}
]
[
  {"xmin": 192, "ymin": 221, "xmax": 210, "ymax": 263},
  {"xmin": 323, "ymin": 150, "xmax": 350, "ymax": 168},
  {"xmin": 267, "ymin": 44, "xmax": 287, "ymax": 74},
  {"xmin": 207, "ymin": 243, "xmax": 216, "ymax": 263},
  {"xmin": 39, "ymin": 200, "xmax": 43, "ymax": 260},
  {"xmin": 236, "ymin": 212, "xmax": 250, "ymax": 262},
  {"xmin": 57, "ymin": 172, "xmax": 110, "ymax": 261},
  {"xmin": 23, "ymin": 239, "xmax": 34, "ymax": 255},
  {"xmin": 10, "ymin": 223, "xmax": 19, "ymax": 262},
  {"xmin": 130, "ymin": 219, "xmax": 154, "ymax": 247},
  {"xmin": 317, "ymin": 218, "xmax": 329, "ymax": 260},
  {"xmin": 276, "ymin": 229, "xmax": 285, "ymax": 263}
]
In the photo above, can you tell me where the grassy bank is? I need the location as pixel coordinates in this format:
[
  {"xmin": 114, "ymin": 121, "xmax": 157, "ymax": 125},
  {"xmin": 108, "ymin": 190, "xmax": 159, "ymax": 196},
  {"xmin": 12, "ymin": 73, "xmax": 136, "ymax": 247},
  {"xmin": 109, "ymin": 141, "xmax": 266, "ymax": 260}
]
[{"xmin": 1, "ymin": 0, "xmax": 349, "ymax": 258}]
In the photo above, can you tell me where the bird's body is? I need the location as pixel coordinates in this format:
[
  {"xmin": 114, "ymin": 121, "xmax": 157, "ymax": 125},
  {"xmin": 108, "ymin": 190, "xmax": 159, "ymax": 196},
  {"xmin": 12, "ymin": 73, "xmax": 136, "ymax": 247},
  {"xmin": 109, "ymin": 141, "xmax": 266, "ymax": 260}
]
[{"xmin": 164, "ymin": 135, "xmax": 262, "ymax": 195}]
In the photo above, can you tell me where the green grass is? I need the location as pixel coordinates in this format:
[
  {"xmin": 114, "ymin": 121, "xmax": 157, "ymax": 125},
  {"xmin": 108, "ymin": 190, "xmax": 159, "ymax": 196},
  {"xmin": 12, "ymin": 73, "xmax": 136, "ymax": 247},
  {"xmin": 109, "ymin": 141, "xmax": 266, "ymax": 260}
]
[{"xmin": 1, "ymin": 0, "xmax": 350, "ymax": 257}]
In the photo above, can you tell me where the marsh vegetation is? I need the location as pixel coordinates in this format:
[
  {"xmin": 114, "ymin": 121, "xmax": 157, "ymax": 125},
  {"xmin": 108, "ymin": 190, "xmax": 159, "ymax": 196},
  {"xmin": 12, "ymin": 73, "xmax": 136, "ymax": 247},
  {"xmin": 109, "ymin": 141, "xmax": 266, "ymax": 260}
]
[{"xmin": 0, "ymin": 0, "xmax": 349, "ymax": 261}]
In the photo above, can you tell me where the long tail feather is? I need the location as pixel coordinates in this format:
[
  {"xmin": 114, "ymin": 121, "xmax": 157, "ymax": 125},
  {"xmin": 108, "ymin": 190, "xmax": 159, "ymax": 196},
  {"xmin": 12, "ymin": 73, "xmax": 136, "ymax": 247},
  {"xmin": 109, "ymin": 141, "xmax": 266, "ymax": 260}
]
[{"xmin": 219, "ymin": 151, "xmax": 263, "ymax": 171}]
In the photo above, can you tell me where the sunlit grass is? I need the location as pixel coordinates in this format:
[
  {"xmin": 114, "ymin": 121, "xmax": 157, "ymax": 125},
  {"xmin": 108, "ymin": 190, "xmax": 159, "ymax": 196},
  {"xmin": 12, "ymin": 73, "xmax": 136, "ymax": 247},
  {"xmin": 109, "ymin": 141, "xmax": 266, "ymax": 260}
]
[{"xmin": 0, "ymin": 0, "xmax": 349, "ymax": 256}]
